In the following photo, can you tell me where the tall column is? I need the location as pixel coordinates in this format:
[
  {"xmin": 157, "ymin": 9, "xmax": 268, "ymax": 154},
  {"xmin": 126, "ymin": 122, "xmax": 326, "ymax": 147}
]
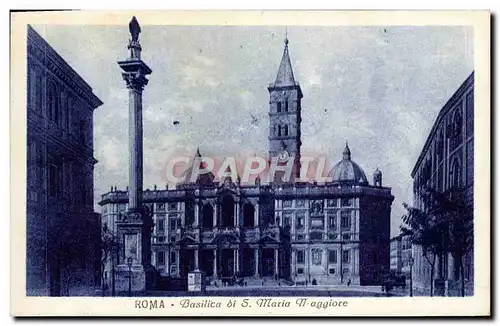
[
  {"xmin": 213, "ymin": 250, "xmax": 218, "ymax": 277},
  {"xmin": 235, "ymin": 249, "xmax": 240, "ymax": 274},
  {"xmin": 254, "ymin": 248, "xmax": 259, "ymax": 277},
  {"xmin": 194, "ymin": 249, "xmax": 199, "ymax": 270},
  {"xmin": 275, "ymin": 248, "xmax": 279, "ymax": 277},
  {"xmin": 254, "ymin": 202, "xmax": 259, "ymax": 227},
  {"xmin": 235, "ymin": 201, "xmax": 240, "ymax": 227},
  {"xmin": 213, "ymin": 203, "xmax": 218, "ymax": 227},
  {"xmin": 115, "ymin": 16, "xmax": 154, "ymax": 293},
  {"xmin": 194, "ymin": 201, "xmax": 199, "ymax": 228}
]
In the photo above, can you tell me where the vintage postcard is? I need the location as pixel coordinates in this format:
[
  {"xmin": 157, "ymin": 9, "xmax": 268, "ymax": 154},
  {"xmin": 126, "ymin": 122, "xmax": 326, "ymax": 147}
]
[{"xmin": 10, "ymin": 10, "xmax": 490, "ymax": 317}]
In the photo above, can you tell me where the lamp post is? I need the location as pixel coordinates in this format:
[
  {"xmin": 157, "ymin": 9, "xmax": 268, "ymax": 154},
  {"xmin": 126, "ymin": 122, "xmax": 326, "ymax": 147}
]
[
  {"xmin": 409, "ymin": 255, "xmax": 414, "ymax": 297},
  {"xmin": 127, "ymin": 257, "xmax": 133, "ymax": 297}
]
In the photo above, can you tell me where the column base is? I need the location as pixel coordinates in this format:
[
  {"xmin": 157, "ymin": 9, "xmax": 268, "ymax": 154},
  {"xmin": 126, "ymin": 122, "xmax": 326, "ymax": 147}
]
[{"xmin": 115, "ymin": 264, "xmax": 147, "ymax": 294}]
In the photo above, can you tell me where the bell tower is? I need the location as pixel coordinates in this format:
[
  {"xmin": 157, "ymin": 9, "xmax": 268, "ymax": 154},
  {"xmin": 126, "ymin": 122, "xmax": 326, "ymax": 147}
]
[{"xmin": 268, "ymin": 33, "xmax": 303, "ymax": 182}]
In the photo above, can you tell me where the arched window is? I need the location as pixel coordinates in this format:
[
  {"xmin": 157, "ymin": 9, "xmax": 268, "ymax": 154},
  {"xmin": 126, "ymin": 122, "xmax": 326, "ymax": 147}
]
[
  {"xmin": 284, "ymin": 100, "xmax": 289, "ymax": 112},
  {"xmin": 202, "ymin": 203, "xmax": 214, "ymax": 229},
  {"xmin": 242, "ymin": 202, "xmax": 255, "ymax": 227},
  {"xmin": 451, "ymin": 160, "xmax": 462, "ymax": 187},
  {"xmin": 277, "ymin": 102, "xmax": 282, "ymax": 113},
  {"xmin": 284, "ymin": 125, "xmax": 289, "ymax": 136},
  {"xmin": 278, "ymin": 125, "xmax": 282, "ymax": 136},
  {"xmin": 451, "ymin": 109, "xmax": 462, "ymax": 149},
  {"xmin": 47, "ymin": 81, "xmax": 61, "ymax": 125},
  {"xmin": 35, "ymin": 69, "xmax": 43, "ymax": 113}
]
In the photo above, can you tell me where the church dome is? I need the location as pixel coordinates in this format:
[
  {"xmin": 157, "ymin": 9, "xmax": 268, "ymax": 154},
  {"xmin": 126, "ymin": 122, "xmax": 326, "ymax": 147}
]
[{"xmin": 328, "ymin": 143, "xmax": 368, "ymax": 184}]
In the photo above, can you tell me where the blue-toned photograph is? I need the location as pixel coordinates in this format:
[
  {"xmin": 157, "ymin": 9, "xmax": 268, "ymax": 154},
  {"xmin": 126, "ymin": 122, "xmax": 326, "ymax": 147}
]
[{"xmin": 26, "ymin": 18, "xmax": 474, "ymax": 298}]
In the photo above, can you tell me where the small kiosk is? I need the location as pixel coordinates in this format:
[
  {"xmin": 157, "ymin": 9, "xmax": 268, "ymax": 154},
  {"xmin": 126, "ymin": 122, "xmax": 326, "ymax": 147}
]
[{"xmin": 187, "ymin": 269, "xmax": 205, "ymax": 292}]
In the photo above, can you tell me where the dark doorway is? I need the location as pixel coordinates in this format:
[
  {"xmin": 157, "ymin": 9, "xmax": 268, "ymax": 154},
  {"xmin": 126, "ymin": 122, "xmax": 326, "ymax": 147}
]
[
  {"xmin": 218, "ymin": 249, "xmax": 234, "ymax": 278},
  {"xmin": 220, "ymin": 195, "xmax": 234, "ymax": 227},
  {"xmin": 199, "ymin": 249, "xmax": 214, "ymax": 277},
  {"xmin": 261, "ymin": 248, "xmax": 275, "ymax": 277},
  {"xmin": 241, "ymin": 248, "xmax": 255, "ymax": 277},
  {"xmin": 202, "ymin": 203, "xmax": 214, "ymax": 229},
  {"xmin": 179, "ymin": 249, "xmax": 195, "ymax": 277},
  {"xmin": 242, "ymin": 203, "xmax": 255, "ymax": 227}
]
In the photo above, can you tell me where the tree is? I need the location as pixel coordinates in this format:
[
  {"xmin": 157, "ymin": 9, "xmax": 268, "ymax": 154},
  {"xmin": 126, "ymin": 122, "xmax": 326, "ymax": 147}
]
[
  {"xmin": 421, "ymin": 186, "xmax": 474, "ymax": 296},
  {"xmin": 100, "ymin": 225, "xmax": 117, "ymax": 296},
  {"xmin": 400, "ymin": 202, "xmax": 447, "ymax": 297}
]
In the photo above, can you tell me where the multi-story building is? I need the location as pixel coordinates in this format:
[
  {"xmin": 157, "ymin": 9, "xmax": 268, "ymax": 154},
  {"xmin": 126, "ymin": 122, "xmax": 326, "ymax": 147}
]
[
  {"xmin": 390, "ymin": 234, "xmax": 412, "ymax": 276},
  {"xmin": 26, "ymin": 26, "xmax": 103, "ymax": 296},
  {"xmin": 100, "ymin": 36, "xmax": 394, "ymax": 287},
  {"xmin": 390, "ymin": 235, "xmax": 402, "ymax": 273},
  {"xmin": 410, "ymin": 72, "xmax": 474, "ymax": 296}
]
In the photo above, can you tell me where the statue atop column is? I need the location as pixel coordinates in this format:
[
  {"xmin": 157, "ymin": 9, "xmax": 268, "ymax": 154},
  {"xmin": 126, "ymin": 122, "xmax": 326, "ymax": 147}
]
[
  {"xmin": 129, "ymin": 16, "xmax": 141, "ymax": 42},
  {"xmin": 128, "ymin": 16, "xmax": 143, "ymax": 60}
]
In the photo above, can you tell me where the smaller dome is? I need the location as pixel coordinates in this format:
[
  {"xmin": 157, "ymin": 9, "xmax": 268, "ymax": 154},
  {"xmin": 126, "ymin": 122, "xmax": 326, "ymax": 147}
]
[{"xmin": 328, "ymin": 142, "xmax": 368, "ymax": 184}]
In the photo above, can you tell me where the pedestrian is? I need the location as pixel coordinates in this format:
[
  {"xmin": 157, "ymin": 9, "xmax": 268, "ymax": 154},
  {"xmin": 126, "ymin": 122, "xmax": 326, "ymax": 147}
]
[{"xmin": 347, "ymin": 279, "xmax": 351, "ymax": 286}]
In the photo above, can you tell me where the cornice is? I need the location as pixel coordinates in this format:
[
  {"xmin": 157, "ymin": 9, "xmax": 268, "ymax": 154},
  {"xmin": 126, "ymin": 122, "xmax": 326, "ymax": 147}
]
[{"xmin": 27, "ymin": 26, "xmax": 103, "ymax": 110}]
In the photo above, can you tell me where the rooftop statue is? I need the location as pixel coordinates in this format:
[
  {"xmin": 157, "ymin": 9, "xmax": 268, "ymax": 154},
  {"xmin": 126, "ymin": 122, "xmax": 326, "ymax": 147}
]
[{"xmin": 129, "ymin": 16, "xmax": 141, "ymax": 42}]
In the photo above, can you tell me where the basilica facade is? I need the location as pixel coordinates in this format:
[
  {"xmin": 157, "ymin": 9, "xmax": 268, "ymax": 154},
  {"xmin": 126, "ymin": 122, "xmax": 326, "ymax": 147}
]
[{"xmin": 100, "ymin": 37, "xmax": 394, "ymax": 286}]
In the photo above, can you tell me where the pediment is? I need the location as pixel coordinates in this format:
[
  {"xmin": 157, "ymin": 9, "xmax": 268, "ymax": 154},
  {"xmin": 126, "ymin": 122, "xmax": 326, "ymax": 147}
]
[
  {"xmin": 258, "ymin": 235, "xmax": 279, "ymax": 244},
  {"xmin": 177, "ymin": 236, "xmax": 197, "ymax": 244},
  {"xmin": 213, "ymin": 233, "xmax": 240, "ymax": 247}
]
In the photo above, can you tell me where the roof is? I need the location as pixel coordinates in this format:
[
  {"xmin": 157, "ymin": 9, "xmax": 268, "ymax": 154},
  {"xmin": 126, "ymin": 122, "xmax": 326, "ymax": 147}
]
[
  {"xmin": 27, "ymin": 25, "xmax": 103, "ymax": 109},
  {"xmin": 274, "ymin": 37, "xmax": 296, "ymax": 87},
  {"xmin": 328, "ymin": 143, "xmax": 368, "ymax": 184},
  {"xmin": 411, "ymin": 72, "xmax": 474, "ymax": 177}
]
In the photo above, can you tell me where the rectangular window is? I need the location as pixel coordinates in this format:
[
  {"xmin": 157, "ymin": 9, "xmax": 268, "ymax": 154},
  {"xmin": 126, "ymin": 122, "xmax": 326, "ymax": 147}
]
[
  {"xmin": 157, "ymin": 251, "xmax": 165, "ymax": 264},
  {"xmin": 342, "ymin": 233, "xmax": 350, "ymax": 240},
  {"xmin": 277, "ymin": 102, "xmax": 282, "ymax": 113},
  {"xmin": 296, "ymin": 234, "xmax": 305, "ymax": 241},
  {"xmin": 283, "ymin": 200, "xmax": 293, "ymax": 208},
  {"xmin": 329, "ymin": 215, "xmax": 337, "ymax": 230},
  {"xmin": 341, "ymin": 198, "xmax": 352, "ymax": 207},
  {"xmin": 157, "ymin": 219, "xmax": 165, "ymax": 232},
  {"xmin": 284, "ymin": 101, "xmax": 289, "ymax": 112},
  {"xmin": 328, "ymin": 199, "xmax": 338, "ymax": 207},
  {"xmin": 297, "ymin": 268, "xmax": 304, "ymax": 274},
  {"xmin": 328, "ymin": 233, "xmax": 338, "ymax": 240},
  {"xmin": 48, "ymin": 160, "xmax": 62, "ymax": 197},
  {"xmin": 157, "ymin": 203, "xmax": 165, "ymax": 211},
  {"xmin": 296, "ymin": 216, "xmax": 305, "ymax": 229},
  {"xmin": 328, "ymin": 250, "xmax": 337, "ymax": 264},
  {"xmin": 157, "ymin": 236, "xmax": 166, "ymax": 243},
  {"xmin": 329, "ymin": 268, "xmax": 336, "ymax": 275},
  {"xmin": 296, "ymin": 250, "xmax": 305, "ymax": 264},
  {"xmin": 283, "ymin": 217, "xmax": 291, "ymax": 227},
  {"xmin": 342, "ymin": 250, "xmax": 350, "ymax": 263},
  {"xmin": 341, "ymin": 211, "xmax": 351, "ymax": 230},
  {"xmin": 296, "ymin": 200, "xmax": 305, "ymax": 207},
  {"xmin": 170, "ymin": 235, "xmax": 176, "ymax": 243},
  {"xmin": 169, "ymin": 219, "xmax": 179, "ymax": 230},
  {"xmin": 170, "ymin": 251, "xmax": 176, "ymax": 263},
  {"xmin": 168, "ymin": 203, "xmax": 177, "ymax": 211}
]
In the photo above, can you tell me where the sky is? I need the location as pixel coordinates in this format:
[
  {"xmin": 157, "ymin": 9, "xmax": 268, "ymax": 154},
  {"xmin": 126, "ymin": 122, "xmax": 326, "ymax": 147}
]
[{"xmin": 33, "ymin": 24, "xmax": 474, "ymax": 237}]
